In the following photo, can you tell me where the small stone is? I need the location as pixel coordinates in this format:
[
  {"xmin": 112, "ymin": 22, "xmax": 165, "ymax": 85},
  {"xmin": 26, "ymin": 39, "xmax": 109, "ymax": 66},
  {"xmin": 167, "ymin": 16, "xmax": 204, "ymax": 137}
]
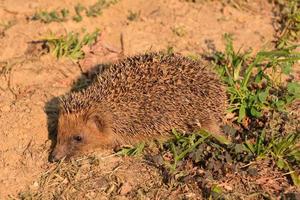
[
  {"xmin": 247, "ymin": 167, "xmax": 258, "ymax": 176},
  {"xmin": 119, "ymin": 182, "xmax": 132, "ymax": 195},
  {"xmin": 152, "ymin": 154, "xmax": 164, "ymax": 166},
  {"xmin": 206, "ymin": 146, "xmax": 212, "ymax": 151}
]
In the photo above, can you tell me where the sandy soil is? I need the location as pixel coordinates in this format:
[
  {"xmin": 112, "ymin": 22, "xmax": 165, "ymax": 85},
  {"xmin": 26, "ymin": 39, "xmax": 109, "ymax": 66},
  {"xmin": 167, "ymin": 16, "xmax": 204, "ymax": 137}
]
[{"xmin": 0, "ymin": 0, "xmax": 280, "ymax": 198}]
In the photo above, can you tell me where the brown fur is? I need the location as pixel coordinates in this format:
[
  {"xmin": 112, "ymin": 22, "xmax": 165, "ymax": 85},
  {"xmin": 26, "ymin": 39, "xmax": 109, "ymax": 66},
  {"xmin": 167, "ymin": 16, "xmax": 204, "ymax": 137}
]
[{"xmin": 51, "ymin": 52, "xmax": 227, "ymax": 161}]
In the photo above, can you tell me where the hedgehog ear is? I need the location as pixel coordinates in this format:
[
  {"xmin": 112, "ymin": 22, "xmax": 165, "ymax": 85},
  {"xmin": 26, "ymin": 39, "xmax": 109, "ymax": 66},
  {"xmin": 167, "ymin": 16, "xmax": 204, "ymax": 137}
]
[{"xmin": 86, "ymin": 114, "xmax": 106, "ymax": 132}]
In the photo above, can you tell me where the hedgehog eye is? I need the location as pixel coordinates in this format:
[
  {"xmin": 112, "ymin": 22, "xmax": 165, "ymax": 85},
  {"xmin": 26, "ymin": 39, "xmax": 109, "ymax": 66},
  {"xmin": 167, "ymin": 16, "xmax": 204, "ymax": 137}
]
[{"xmin": 73, "ymin": 135, "xmax": 83, "ymax": 142}]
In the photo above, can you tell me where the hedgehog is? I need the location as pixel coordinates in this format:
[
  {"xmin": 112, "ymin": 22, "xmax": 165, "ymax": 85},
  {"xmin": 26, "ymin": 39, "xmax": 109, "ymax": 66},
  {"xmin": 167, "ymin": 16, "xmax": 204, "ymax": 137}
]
[{"xmin": 50, "ymin": 52, "xmax": 227, "ymax": 161}]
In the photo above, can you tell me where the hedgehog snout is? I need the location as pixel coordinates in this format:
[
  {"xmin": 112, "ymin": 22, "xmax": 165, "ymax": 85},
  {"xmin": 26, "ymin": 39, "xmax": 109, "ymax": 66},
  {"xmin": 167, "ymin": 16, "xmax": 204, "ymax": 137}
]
[
  {"xmin": 49, "ymin": 151, "xmax": 60, "ymax": 162},
  {"xmin": 49, "ymin": 145, "xmax": 68, "ymax": 162}
]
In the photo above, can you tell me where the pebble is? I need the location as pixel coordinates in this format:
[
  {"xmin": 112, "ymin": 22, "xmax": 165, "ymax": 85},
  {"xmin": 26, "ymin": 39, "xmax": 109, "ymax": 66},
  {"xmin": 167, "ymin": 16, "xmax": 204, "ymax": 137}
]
[
  {"xmin": 119, "ymin": 182, "xmax": 132, "ymax": 195},
  {"xmin": 152, "ymin": 154, "xmax": 164, "ymax": 166},
  {"xmin": 247, "ymin": 167, "xmax": 258, "ymax": 176}
]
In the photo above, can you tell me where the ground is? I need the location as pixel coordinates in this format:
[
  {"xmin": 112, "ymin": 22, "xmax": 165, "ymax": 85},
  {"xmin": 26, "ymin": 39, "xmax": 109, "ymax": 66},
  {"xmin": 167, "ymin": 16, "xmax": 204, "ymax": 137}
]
[{"xmin": 0, "ymin": 0, "xmax": 298, "ymax": 199}]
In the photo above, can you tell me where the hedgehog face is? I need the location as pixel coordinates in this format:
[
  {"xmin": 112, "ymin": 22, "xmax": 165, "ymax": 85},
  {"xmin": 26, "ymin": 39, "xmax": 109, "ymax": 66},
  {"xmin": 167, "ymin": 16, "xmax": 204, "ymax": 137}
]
[{"xmin": 50, "ymin": 112, "xmax": 113, "ymax": 162}]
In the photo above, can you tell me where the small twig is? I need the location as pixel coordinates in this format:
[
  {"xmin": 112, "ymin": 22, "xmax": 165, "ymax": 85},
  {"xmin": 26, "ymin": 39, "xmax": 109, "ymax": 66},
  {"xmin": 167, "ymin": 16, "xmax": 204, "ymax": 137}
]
[
  {"xmin": 3, "ymin": 8, "xmax": 19, "ymax": 15},
  {"xmin": 7, "ymin": 68, "xmax": 17, "ymax": 100},
  {"xmin": 77, "ymin": 62, "xmax": 84, "ymax": 74},
  {"xmin": 102, "ymin": 165, "xmax": 122, "ymax": 175},
  {"xmin": 22, "ymin": 139, "xmax": 33, "ymax": 156},
  {"xmin": 279, "ymin": 19, "xmax": 292, "ymax": 38},
  {"xmin": 120, "ymin": 32, "xmax": 124, "ymax": 56},
  {"xmin": 282, "ymin": 170, "xmax": 296, "ymax": 176},
  {"xmin": 240, "ymin": 161, "xmax": 256, "ymax": 169}
]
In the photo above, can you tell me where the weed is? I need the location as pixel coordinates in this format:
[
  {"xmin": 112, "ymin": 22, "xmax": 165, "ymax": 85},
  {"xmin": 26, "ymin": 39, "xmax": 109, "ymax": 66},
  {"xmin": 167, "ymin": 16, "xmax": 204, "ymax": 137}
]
[
  {"xmin": 86, "ymin": 0, "xmax": 119, "ymax": 17},
  {"xmin": 116, "ymin": 142, "xmax": 145, "ymax": 157},
  {"xmin": 209, "ymin": 185, "xmax": 223, "ymax": 200},
  {"xmin": 271, "ymin": 133, "xmax": 300, "ymax": 186},
  {"xmin": 164, "ymin": 129, "xmax": 230, "ymax": 171},
  {"xmin": 159, "ymin": 34, "xmax": 300, "ymax": 188},
  {"xmin": 43, "ymin": 29, "xmax": 100, "ymax": 60},
  {"xmin": 166, "ymin": 130, "xmax": 210, "ymax": 170},
  {"xmin": 245, "ymin": 131, "xmax": 300, "ymax": 186},
  {"xmin": 273, "ymin": 0, "xmax": 300, "ymax": 48},
  {"xmin": 244, "ymin": 130, "xmax": 269, "ymax": 158},
  {"xmin": 212, "ymin": 34, "xmax": 300, "ymax": 123},
  {"xmin": 165, "ymin": 46, "xmax": 175, "ymax": 55},
  {"xmin": 72, "ymin": 4, "xmax": 85, "ymax": 22},
  {"xmin": 31, "ymin": 9, "xmax": 69, "ymax": 23},
  {"xmin": 127, "ymin": 10, "xmax": 141, "ymax": 21},
  {"xmin": 171, "ymin": 26, "xmax": 186, "ymax": 37},
  {"xmin": 31, "ymin": 0, "xmax": 119, "ymax": 23}
]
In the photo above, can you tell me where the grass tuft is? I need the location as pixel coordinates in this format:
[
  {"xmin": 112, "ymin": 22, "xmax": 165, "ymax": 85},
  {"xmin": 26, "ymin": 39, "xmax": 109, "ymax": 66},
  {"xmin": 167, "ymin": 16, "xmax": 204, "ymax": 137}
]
[
  {"xmin": 245, "ymin": 131, "xmax": 300, "ymax": 186},
  {"xmin": 31, "ymin": 9, "xmax": 69, "ymax": 23},
  {"xmin": 116, "ymin": 142, "xmax": 145, "ymax": 157},
  {"xmin": 31, "ymin": 0, "xmax": 119, "ymax": 23},
  {"xmin": 171, "ymin": 26, "xmax": 186, "ymax": 37},
  {"xmin": 127, "ymin": 10, "xmax": 141, "ymax": 21},
  {"xmin": 42, "ymin": 29, "xmax": 100, "ymax": 60},
  {"xmin": 212, "ymin": 33, "xmax": 300, "ymax": 123},
  {"xmin": 273, "ymin": 0, "xmax": 300, "ymax": 48}
]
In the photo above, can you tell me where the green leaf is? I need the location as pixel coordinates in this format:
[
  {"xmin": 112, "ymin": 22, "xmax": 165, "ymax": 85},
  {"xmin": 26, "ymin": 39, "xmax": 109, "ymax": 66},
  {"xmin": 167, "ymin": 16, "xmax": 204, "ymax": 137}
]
[
  {"xmin": 258, "ymin": 50, "xmax": 300, "ymax": 58},
  {"xmin": 176, "ymin": 132, "xmax": 209, "ymax": 161},
  {"xmin": 211, "ymin": 185, "xmax": 222, "ymax": 194},
  {"xmin": 254, "ymin": 70, "xmax": 263, "ymax": 83},
  {"xmin": 237, "ymin": 103, "xmax": 246, "ymax": 122},
  {"xmin": 287, "ymin": 82, "xmax": 300, "ymax": 97},
  {"xmin": 285, "ymin": 95, "xmax": 295, "ymax": 104},
  {"xmin": 275, "ymin": 100, "xmax": 286, "ymax": 109},
  {"xmin": 244, "ymin": 141, "xmax": 255, "ymax": 154},
  {"xmin": 290, "ymin": 171, "xmax": 300, "ymax": 187},
  {"xmin": 116, "ymin": 142, "xmax": 145, "ymax": 157},
  {"xmin": 276, "ymin": 158, "xmax": 287, "ymax": 169},
  {"xmin": 250, "ymin": 107, "xmax": 262, "ymax": 118},
  {"xmin": 256, "ymin": 130, "xmax": 267, "ymax": 156},
  {"xmin": 281, "ymin": 62, "xmax": 292, "ymax": 75},
  {"xmin": 258, "ymin": 89, "xmax": 269, "ymax": 103}
]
